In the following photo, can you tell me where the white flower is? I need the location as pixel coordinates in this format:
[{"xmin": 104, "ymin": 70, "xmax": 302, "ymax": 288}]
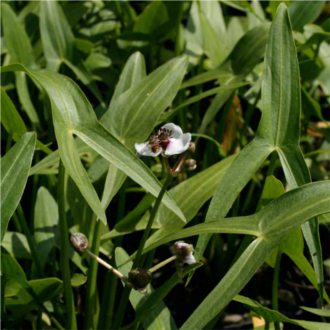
[
  {"xmin": 171, "ymin": 241, "xmax": 196, "ymax": 265},
  {"xmin": 135, "ymin": 123, "xmax": 191, "ymax": 157}
]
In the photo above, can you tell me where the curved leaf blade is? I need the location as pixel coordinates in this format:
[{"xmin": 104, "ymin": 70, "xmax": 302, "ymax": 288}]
[{"xmin": 1, "ymin": 132, "xmax": 36, "ymax": 241}]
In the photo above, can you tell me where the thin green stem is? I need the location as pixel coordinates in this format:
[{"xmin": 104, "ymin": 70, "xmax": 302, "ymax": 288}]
[
  {"xmin": 57, "ymin": 162, "xmax": 77, "ymax": 330},
  {"xmin": 16, "ymin": 205, "xmax": 43, "ymax": 275},
  {"xmin": 272, "ymin": 252, "xmax": 281, "ymax": 330},
  {"xmin": 84, "ymin": 218, "xmax": 101, "ymax": 330},
  {"xmin": 149, "ymin": 255, "xmax": 177, "ymax": 273},
  {"xmin": 133, "ymin": 173, "xmax": 173, "ymax": 268},
  {"xmin": 113, "ymin": 173, "xmax": 173, "ymax": 328}
]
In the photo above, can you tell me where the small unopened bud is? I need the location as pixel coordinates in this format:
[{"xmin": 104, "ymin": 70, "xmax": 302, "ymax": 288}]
[
  {"xmin": 128, "ymin": 268, "xmax": 152, "ymax": 291},
  {"xmin": 189, "ymin": 142, "xmax": 196, "ymax": 153},
  {"xmin": 185, "ymin": 159, "xmax": 197, "ymax": 171},
  {"xmin": 171, "ymin": 241, "xmax": 196, "ymax": 265},
  {"xmin": 70, "ymin": 233, "xmax": 88, "ymax": 252}
]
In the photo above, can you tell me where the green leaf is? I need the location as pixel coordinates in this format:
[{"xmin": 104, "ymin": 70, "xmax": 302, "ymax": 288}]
[
  {"xmin": 144, "ymin": 216, "xmax": 259, "ymax": 254},
  {"xmin": 181, "ymin": 238, "xmax": 274, "ymax": 330},
  {"xmin": 150, "ymin": 181, "xmax": 330, "ymax": 329},
  {"xmin": 234, "ymin": 295, "xmax": 330, "ymax": 330},
  {"xmin": 100, "ymin": 52, "xmax": 146, "ymax": 207},
  {"xmin": 34, "ymin": 187, "xmax": 58, "ymax": 268},
  {"xmin": 1, "ymin": 87, "xmax": 27, "ymax": 140},
  {"xmin": 2, "ymin": 64, "xmax": 185, "ymax": 223},
  {"xmin": 102, "ymin": 56, "xmax": 188, "ymax": 145},
  {"xmin": 258, "ymin": 3, "xmax": 324, "ymax": 300},
  {"xmin": 300, "ymin": 306, "xmax": 330, "ymax": 318},
  {"xmin": 288, "ymin": 1, "xmax": 325, "ymax": 32},
  {"xmin": 2, "ymin": 232, "xmax": 31, "ymax": 259},
  {"xmin": 39, "ymin": 1, "xmax": 74, "ymax": 70},
  {"xmin": 1, "ymin": 3, "xmax": 36, "ymax": 68},
  {"xmin": 1, "ymin": 132, "xmax": 36, "ymax": 241},
  {"xmin": 2, "ymin": 248, "xmax": 29, "ymax": 287},
  {"xmin": 259, "ymin": 181, "xmax": 330, "ymax": 237},
  {"xmin": 257, "ymin": 6, "xmax": 300, "ymax": 146},
  {"xmin": 6, "ymin": 277, "xmax": 63, "ymax": 314},
  {"xmin": 106, "ymin": 52, "xmax": 146, "ymax": 117},
  {"xmin": 259, "ymin": 175, "xmax": 285, "ymax": 208},
  {"xmin": 195, "ymin": 138, "xmax": 273, "ymax": 258},
  {"xmin": 229, "ymin": 24, "xmax": 269, "ymax": 76},
  {"xmin": 15, "ymin": 72, "xmax": 40, "ymax": 126}
]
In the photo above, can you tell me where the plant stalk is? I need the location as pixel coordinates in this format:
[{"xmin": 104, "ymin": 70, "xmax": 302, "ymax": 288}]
[
  {"xmin": 57, "ymin": 161, "xmax": 77, "ymax": 330},
  {"xmin": 83, "ymin": 218, "xmax": 101, "ymax": 330},
  {"xmin": 113, "ymin": 173, "xmax": 173, "ymax": 328},
  {"xmin": 272, "ymin": 252, "xmax": 281, "ymax": 330}
]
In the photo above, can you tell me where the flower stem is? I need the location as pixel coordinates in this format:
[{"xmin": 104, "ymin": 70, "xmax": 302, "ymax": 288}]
[
  {"xmin": 85, "ymin": 249, "xmax": 127, "ymax": 281},
  {"xmin": 57, "ymin": 162, "xmax": 77, "ymax": 330},
  {"xmin": 83, "ymin": 218, "xmax": 100, "ymax": 330},
  {"xmin": 133, "ymin": 173, "xmax": 173, "ymax": 268},
  {"xmin": 272, "ymin": 252, "xmax": 281, "ymax": 330},
  {"xmin": 148, "ymin": 255, "xmax": 177, "ymax": 273},
  {"xmin": 16, "ymin": 205, "xmax": 43, "ymax": 275},
  {"xmin": 113, "ymin": 173, "xmax": 173, "ymax": 328}
]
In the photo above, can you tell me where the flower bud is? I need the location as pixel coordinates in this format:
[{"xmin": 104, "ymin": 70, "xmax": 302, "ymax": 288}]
[
  {"xmin": 171, "ymin": 241, "xmax": 196, "ymax": 265},
  {"xmin": 185, "ymin": 159, "xmax": 197, "ymax": 171},
  {"xmin": 128, "ymin": 268, "xmax": 152, "ymax": 291},
  {"xmin": 188, "ymin": 142, "xmax": 196, "ymax": 153},
  {"xmin": 70, "ymin": 233, "xmax": 88, "ymax": 252}
]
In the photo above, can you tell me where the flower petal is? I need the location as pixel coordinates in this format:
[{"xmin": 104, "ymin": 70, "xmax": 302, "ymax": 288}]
[
  {"xmin": 161, "ymin": 123, "xmax": 183, "ymax": 138},
  {"xmin": 135, "ymin": 142, "xmax": 162, "ymax": 157},
  {"xmin": 164, "ymin": 133, "xmax": 191, "ymax": 156},
  {"xmin": 184, "ymin": 253, "xmax": 196, "ymax": 265}
]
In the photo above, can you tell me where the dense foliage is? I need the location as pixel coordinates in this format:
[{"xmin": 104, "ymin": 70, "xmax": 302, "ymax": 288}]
[{"xmin": 1, "ymin": 1, "xmax": 330, "ymax": 329}]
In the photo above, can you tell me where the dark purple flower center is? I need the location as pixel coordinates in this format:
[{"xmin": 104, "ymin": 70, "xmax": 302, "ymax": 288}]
[{"xmin": 148, "ymin": 128, "xmax": 172, "ymax": 152}]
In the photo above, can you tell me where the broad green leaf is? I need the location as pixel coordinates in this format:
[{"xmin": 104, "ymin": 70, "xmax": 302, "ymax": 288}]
[
  {"xmin": 133, "ymin": 1, "xmax": 169, "ymax": 37},
  {"xmin": 234, "ymin": 295, "xmax": 330, "ymax": 330},
  {"xmin": 184, "ymin": 1, "xmax": 227, "ymax": 66},
  {"xmin": 259, "ymin": 181, "xmax": 330, "ymax": 236},
  {"xmin": 63, "ymin": 59, "xmax": 104, "ymax": 105},
  {"xmin": 257, "ymin": 3, "xmax": 324, "ymax": 299},
  {"xmin": 100, "ymin": 52, "xmax": 146, "ymax": 208},
  {"xmin": 181, "ymin": 238, "xmax": 274, "ymax": 330},
  {"xmin": 115, "ymin": 247, "xmax": 178, "ymax": 330},
  {"xmin": 102, "ymin": 56, "xmax": 188, "ymax": 145},
  {"xmin": 6, "ymin": 277, "xmax": 63, "ymax": 314},
  {"xmin": 229, "ymin": 24, "xmax": 269, "ymax": 76},
  {"xmin": 34, "ymin": 187, "xmax": 58, "ymax": 268},
  {"xmin": 1, "ymin": 88, "xmax": 27, "ymax": 140},
  {"xmin": 1, "ymin": 4, "xmax": 40, "ymax": 125},
  {"xmin": 1, "ymin": 3, "xmax": 36, "ymax": 68},
  {"xmin": 195, "ymin": 138, "xmax": 273, "ymax": 258},
  {"xmin": 106, "ymin": 52, "xmax": 146, "ymax": 121},
  {"xmin": 2, "ymin": 64, "xmax": 185, "ymax": 223},
  {"xmin": 1, "ymin": 132, "xmax": 36, "ymax": 241},
  {"xmin": 2, "ymin": 232, "xmax": 31, "ymax": 259},
  {"xmin": 257, "ymin": 7, "xmax": 300, "ymax": 146},
  {"xmin": 148, "ymin": 181, "xmax": 330, "ymax": 329},
  {"xmin": 39, "ymin": 1, "xmax": 74, "ymax": 70},
  {"xmin": 288, "ymin": 1, "xmax": 325, "ymax": 32}
]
